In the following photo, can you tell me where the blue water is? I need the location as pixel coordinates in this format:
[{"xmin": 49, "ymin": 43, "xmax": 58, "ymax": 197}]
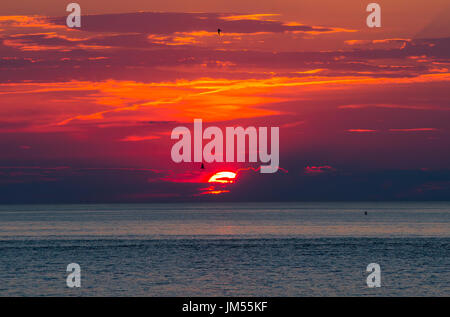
[{"xmin": 0, "ymin": 202, "xmax": 449, "ymax": 296}]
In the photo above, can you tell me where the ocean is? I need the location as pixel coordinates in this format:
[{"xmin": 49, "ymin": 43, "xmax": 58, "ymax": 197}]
[{"xmin": 0, "ymin": 202, "xmax": 449, "ymax": 296}]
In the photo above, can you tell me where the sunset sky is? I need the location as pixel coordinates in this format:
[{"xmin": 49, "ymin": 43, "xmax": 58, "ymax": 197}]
[{"xmin": 0, "ymin": 0, "xmax": 449, "ymax": 203}]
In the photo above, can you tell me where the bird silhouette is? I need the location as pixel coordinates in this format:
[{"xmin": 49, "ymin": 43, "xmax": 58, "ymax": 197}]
[{"xmin": 217, "ymin": 28, "xmax": 222, "ymax": 36}]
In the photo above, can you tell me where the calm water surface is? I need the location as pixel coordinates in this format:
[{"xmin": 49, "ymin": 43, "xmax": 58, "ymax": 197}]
[{"xmin": 0, "ymin": 202, "xmax": 449, "ymax": 296}]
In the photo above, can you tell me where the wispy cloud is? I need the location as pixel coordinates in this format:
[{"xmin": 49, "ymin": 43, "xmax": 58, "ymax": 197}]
[
  {"xmin": 120, "ymin": 135, "xmax": 160, "ymax": 142},
  {"xmin": 389, "ymin": 128, "xmax": 438, "ymax": 132},
  {"xmin": 304, "ymin": 165, "xmax": 336, "ymax": 175},
  {"xmin": 347, "ymin": 129, "xmax": 377, "ymax": 133}
]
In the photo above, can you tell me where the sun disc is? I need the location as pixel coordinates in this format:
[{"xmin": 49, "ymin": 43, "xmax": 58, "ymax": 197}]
[{"xmin": 208, "ymin": 171, "xmax": 237, "ymax": 183}]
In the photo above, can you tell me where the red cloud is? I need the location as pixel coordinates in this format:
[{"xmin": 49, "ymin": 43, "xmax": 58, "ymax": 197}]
[
  {"xmin": 304, "ymin": 165, "xmax": 336, "ymax": 175},
  {"xmin": 347, "ymin": 129, "xmax": 377, "ymax": 133},
  {"xmin": 120, "ymin": 135, "xmax": 160, "ymax": 142},
  {"xmin": 389, "ymin": 128, "xmax": 438, "ymax": 132}
]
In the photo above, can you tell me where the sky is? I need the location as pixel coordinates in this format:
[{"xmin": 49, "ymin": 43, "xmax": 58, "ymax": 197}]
[{"xmin": 0, "ymin": 0, "xmax": 449, "ymax": 203}]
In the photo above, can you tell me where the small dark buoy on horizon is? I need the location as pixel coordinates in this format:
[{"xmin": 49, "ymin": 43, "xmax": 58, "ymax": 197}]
[
  {"xmin": 201, "ymin": 163, "xmax": 205, "ymax": 169},
  {"xmin": 364, "ymin": 211, "xmax": 368, "ymax": 215}
]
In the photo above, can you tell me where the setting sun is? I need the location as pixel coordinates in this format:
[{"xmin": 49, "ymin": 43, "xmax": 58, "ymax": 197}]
[{"xmin": 208, "ymin": 171, "xmax": 237, "ymax": 184}]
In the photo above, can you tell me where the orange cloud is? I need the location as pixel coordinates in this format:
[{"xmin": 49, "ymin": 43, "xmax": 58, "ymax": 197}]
[
  {"xmin": 347, "ymin": 129, "xmax": 377, "ymax": 133},
  {"xmin": 345, "ymin": 38, "xmax": 411, "ymax": 46},
  {"xmin": 1, "ymin": 70, "xmax": 449, "ymax": 133},
  {"xmin": 221, "ymin": 14, "xmax": 280, "ymax": 21},
  {"xmin": 0, "ymin": 16, "xmax": 57, "ymax": 29}
]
